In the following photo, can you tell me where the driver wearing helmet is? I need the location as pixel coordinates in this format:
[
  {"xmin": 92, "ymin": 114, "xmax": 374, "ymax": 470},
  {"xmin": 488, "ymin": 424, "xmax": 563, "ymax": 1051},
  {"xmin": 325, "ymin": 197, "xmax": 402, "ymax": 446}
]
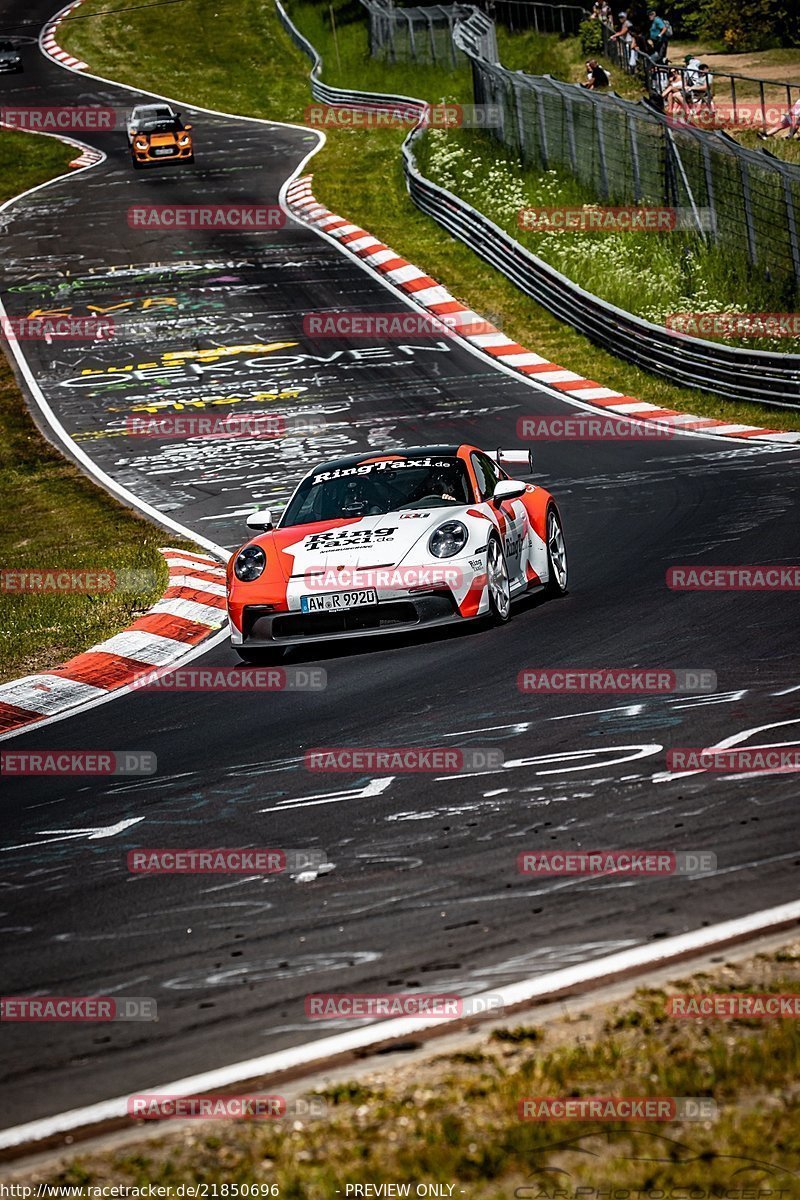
[
  {"xmin": 339, "ymin": 473, "xmax": 387, "ymax": 517},
  {"xmin": 426, "ymin": 464, "xmax": 466, "ymax": 503}
]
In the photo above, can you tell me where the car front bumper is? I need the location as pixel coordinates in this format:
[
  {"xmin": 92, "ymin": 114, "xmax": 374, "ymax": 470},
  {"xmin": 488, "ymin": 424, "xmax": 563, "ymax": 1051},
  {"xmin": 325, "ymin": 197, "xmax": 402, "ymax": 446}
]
[
  {"xmin": 132, "ymin": 145, "xmax": 193, "ymax": 164},
  {"xmin": 233, "ymin": 592, "xmax": 475, "ymax": 647}
]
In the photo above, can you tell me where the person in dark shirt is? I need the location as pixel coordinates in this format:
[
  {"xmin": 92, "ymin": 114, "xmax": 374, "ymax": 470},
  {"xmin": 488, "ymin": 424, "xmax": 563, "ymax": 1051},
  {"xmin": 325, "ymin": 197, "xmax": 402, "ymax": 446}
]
[{"xmin": 581, "ymin": 59, "xmax": 611, "ymax": 89}]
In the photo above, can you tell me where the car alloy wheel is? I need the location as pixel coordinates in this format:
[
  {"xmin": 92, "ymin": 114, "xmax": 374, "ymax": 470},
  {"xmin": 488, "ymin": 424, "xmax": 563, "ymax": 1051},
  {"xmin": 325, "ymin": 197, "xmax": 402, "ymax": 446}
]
[
  {"xmin": 545, "ymin": 507, "xmax": 568, "ymax": 595},
  {"xmin": 487, "ymin": 536, "xmax": 511, "ymax": 622}
]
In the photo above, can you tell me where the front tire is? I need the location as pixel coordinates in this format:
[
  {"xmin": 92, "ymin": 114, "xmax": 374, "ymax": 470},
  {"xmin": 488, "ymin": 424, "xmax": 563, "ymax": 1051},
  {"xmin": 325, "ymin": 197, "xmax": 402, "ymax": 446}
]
[
  {"xmin": 486, "ymin": 536, "xmax": 511, "ymax": 623},
  {"xmin": 544, "ymin": 506, "xmax": 568, "ymax": 596}
]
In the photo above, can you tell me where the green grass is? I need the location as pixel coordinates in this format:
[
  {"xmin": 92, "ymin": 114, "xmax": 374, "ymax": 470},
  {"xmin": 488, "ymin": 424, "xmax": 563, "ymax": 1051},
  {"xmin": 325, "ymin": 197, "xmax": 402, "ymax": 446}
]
[
  {"xmin": 60, "ymin": 0, "xmax": 800, "ymax": 441},
  {"xmin": 20, "ymin": 946, "xmax": 800, "ymax": 1194},
  {"xmin": 0, "ymin": 128, "xmax": 196, "ymax": 681},
  {"xmin": 419, "ymin": 127, "xmax": 800, "ymax": 352}
]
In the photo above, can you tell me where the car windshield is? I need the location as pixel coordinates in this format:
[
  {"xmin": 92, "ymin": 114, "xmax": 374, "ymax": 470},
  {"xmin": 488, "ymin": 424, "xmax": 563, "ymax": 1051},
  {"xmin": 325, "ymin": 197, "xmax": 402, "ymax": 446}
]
[
  {"xmin": 139, "ymin": 117, "xmax": 180, "ymax": 132},
  {"xmin": 280, "ymin": 457, "xmax": 473, "ymax": 527},
  {"xmin": 0, "ymin": 41, "xmax": 17, "ymax": 51}
]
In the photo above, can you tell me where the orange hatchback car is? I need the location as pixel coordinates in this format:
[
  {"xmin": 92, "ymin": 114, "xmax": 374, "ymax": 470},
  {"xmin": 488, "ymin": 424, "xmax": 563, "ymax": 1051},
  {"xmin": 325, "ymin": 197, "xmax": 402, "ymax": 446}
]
[{"xmin": 127, "ymin": 103, "xmax": 194, "ymax": 169}]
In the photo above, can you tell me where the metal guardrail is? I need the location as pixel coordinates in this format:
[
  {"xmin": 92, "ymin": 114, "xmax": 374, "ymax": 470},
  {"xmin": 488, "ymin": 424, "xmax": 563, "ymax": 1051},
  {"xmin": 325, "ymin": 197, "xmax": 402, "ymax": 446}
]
[{"xmin": 275, "ymin": 0, "xmax": 800, "ymax": 410}]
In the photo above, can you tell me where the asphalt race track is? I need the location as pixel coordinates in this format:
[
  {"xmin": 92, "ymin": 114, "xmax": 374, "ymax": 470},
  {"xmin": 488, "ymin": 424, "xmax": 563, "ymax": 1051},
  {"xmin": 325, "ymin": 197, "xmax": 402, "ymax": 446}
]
[{"xmin": 1, "ymin": 0, "xmax": 799, "ymax": 1132}]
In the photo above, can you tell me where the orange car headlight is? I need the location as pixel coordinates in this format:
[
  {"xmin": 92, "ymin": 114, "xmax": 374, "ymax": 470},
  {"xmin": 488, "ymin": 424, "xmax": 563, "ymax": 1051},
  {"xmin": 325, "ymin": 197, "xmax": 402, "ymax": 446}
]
[
  {"xmin": 178, "ymin": 134, "xmax": 191, "ymax": 147},
  {"xmin": 134, "ymin": 137, "xmax": 148, "ymax": 150}
]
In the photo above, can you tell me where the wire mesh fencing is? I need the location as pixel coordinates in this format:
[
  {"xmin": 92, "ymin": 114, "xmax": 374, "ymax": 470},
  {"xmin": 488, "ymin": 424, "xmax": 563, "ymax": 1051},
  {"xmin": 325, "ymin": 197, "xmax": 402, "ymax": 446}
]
[
  {"xmin": 475, "ymin": 1, "xmax": 588, "ymax": 35},
  {"xmin": 459, "ymin": 15, "xmax": 800, "ymax": 280},
  {"xmin": 359, "ymin": 0, "xmax": 495, "ymax": 66}
]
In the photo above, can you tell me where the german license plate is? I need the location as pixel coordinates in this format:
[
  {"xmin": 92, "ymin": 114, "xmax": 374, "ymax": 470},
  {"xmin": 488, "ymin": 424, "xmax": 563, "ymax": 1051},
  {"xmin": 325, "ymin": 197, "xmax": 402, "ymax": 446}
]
[
  {"xmin": 301, "ymin": 589, "xmax": 377, "ymax": 613},
  {"xmin": 153, "ymin": 147, "xmax": 175, "ymax": 156}
]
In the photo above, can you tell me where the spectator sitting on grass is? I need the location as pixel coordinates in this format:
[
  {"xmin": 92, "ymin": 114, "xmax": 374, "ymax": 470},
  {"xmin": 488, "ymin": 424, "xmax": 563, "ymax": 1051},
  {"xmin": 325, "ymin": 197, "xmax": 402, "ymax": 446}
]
[
  {"xmin": 758, "ymin": 96, "xmax": 800, "ymax": 139},
  {"xmin": 581, "ymin": 59, "xmax": 611, "ymax": 89}
]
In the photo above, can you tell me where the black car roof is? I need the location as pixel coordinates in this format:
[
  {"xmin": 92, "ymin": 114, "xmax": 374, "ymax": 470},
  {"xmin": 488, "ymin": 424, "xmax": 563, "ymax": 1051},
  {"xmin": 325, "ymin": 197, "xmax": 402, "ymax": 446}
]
[{"xmin": 307, "ymin": 446, "xmax": 463, "ymax": 476}]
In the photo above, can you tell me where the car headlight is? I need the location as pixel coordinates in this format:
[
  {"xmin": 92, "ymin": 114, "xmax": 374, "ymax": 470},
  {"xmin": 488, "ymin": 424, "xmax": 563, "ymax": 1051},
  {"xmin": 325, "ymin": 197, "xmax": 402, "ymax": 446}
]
[
  {"xmin": 178, "ymin": 134, "xmax": 191, "ymax": 146},
  {"xmin": 234, "ymin": 546, "xmax": 266, "ymax": 582},
  {"xmin": 428, "ymin": 521, "xmax": 468, "ymax": 559},
  {"xmin": 134, "ymin": 137, "xmax": 148, "ymax": 150}
]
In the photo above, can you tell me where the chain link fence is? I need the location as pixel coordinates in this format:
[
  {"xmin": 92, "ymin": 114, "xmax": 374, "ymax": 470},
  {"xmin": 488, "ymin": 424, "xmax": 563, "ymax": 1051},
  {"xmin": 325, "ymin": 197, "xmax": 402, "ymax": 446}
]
[
  {"xmin": 360, "ymin": 0, "xmax": 494, "ymax": 66},
  {"xmin": 476, "ymin": 1, "xmax": 587, "ymax": 36},
  {"xmin": 456, "ymin": 13, "xmax": 800, "ymax": 281},
  {"xmin": 276, "ymin": 0, "xmax": 800, "ymax": 404}
]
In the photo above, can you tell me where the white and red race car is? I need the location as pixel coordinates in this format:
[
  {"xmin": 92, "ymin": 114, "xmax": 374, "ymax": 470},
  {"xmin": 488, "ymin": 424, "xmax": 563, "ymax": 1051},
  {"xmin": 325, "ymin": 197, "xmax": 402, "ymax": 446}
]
[{"xmin": 226, "ymin": 444, "xmax": 567, "ymax": 658}]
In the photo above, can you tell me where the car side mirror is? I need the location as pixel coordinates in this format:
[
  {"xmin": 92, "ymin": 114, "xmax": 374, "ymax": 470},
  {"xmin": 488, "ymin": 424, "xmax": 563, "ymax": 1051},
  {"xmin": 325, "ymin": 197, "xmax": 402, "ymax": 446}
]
[
  {"xmin": 246, "ymin": 509, "xmax": 273, "ymax": 531},
  {"xmin": 184, "ymin": 124, "xmax": 193, "ymax": 131},
  {"xmin": 492, "ymin": 479, "xmax": 527, "ymax": 505}
]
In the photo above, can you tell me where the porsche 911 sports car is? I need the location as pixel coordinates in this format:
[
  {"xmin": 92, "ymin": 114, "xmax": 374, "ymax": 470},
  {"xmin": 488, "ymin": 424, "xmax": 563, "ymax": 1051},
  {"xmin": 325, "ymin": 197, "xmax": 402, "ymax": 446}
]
[
  {"xmin": 227, "ymin": 444, "xmax": 567, "ymax": 657},
  {"xmin": 127, "ymin": 103, "xmax": 194, "ymax": 168}
]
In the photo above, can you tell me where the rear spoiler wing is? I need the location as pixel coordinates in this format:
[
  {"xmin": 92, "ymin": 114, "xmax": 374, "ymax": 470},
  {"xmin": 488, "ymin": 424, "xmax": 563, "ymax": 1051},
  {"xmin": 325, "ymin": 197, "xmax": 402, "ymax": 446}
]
[{"xmin": 485, "ymin": 449, "xmax": 534, "ymax": 472}]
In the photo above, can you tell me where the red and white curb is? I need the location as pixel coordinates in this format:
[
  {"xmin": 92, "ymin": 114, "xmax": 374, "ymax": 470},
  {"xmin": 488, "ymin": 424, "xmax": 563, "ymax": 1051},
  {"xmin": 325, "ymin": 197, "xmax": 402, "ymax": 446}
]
[
  {"xmin": 285, "ymin": 175, "xmax": 800, "ymax": 446},
  {"xmin": 38, "ymin": 0, "xmax": 102, "ymax": 166},
  {"xmin": 67, "ymin": 145, "xmax": 103, "ymax": 169},
  {"xmin": 0, "ymin": 549, "xmax": 227, "ymax": 737},
  {"xmin": 40, "ymin": 0, "xmax": 88, "ymax": 72}
]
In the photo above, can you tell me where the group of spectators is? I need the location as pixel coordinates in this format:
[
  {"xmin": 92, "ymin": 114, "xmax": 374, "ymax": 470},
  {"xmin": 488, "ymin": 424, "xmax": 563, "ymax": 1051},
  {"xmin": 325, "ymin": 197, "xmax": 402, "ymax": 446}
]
[
  {"xmin": 587, "ymin": 4, "xmax": 716, "ymax": 121},
  {"xmin": 658, "ymin": 55, "xmax": 715, "ymax": 118}
]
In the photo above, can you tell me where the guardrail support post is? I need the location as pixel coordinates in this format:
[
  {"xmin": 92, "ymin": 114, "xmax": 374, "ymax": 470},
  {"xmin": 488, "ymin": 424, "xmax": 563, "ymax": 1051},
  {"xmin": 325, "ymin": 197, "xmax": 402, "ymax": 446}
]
[
  {"xmin": 738, "ymin": 157, "xmax": 758, "ymax": 266},
  {"xmin": 628, "ymin": 112, "xmax": 640, "ymax": 203},
  {"xmin": 564, "ymin": 93, "xmax": 577, "ymax": 172},
  {"xmin": 594, "ymin": 104, "xmax": 610, "ymax": 200},
  {"xmin": 782, "ymin": 172, "xmax": 800, "ymax": 278}
]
